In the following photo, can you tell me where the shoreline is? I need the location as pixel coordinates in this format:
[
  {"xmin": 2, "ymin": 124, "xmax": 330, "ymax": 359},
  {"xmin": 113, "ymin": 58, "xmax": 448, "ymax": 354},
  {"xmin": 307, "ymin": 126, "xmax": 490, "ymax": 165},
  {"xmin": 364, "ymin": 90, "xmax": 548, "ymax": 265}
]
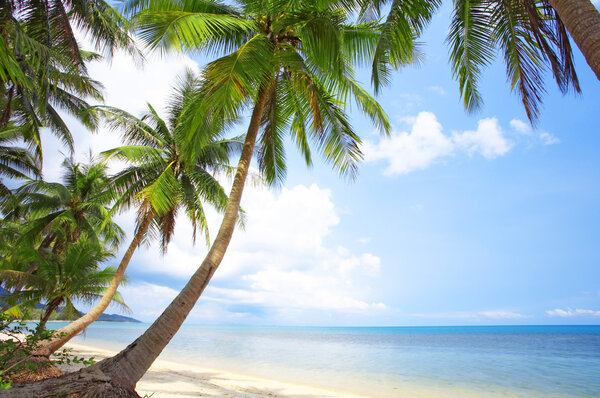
[{"xmin": 61, "ymin": 342, "xmax": 368, "ymax": 398}]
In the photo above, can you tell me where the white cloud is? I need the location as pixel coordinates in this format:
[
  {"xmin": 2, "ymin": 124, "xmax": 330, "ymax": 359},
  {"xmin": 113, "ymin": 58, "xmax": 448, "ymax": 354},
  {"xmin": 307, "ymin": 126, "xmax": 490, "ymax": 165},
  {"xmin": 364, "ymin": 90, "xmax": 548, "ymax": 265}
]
[
  {"xmin": 129, "ymin": 183, "xmax": 386, "ymax": 319},
  {"xmin": 478, "ymin": 310, "xmax": 526, "ymax": 319},
  {"xmin": 410, "ymin": 309, "xmax": 526, "ymax": 320},
  {"xmin": 539, "ymin": 131, "xmax": 560, "ymax": 146},
  {"xmin": 427, "ymin": 85, "xmax": 447, "ymax": 96},
  {"xmin": 510, "ymin": 118, "xmax": 560, "ymax": 146},
  {"xmin": 118, "ymin": 282, "xmax": 179, "ymax": 318},
  {"xmin": 86, "ymin": 44, "xmax": 199, "ymax": 117},
  {"xmin": 453, "ymin": 118, "xmax": 512, "ymax": 158},
  {"xmin": 510, "ymin": 119, "xmax": 530, "ymax": 134},
  {"xmin": 363, "ymin": 112, "xmax": 512, "ymax": 175},
  {"xmin": 243, "ymin": 269, "xmax": 385, "ymax": 311},
  {"xmin": 546, "ymin": 308, "xmax": 600, "ymax": 317},
  {"xmin": 363, "ymin": 112, "xmax": 454, "ymax": 175}
]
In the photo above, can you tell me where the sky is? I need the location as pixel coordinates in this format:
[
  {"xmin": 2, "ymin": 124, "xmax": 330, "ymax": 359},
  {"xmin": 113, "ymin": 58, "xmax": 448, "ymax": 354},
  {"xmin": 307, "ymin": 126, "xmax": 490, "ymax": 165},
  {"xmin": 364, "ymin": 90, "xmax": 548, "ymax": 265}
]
[{"xmin": 37, "ymin": 4, "xmax": 600, "ymax": 326}]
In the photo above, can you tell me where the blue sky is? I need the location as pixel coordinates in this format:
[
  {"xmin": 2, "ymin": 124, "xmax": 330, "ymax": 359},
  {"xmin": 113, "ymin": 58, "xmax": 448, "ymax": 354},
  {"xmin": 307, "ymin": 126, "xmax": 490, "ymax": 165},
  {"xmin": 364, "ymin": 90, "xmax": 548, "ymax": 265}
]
[{"xmin": 40, "ymin": 4, "xmax": 600, "ymax": 326}]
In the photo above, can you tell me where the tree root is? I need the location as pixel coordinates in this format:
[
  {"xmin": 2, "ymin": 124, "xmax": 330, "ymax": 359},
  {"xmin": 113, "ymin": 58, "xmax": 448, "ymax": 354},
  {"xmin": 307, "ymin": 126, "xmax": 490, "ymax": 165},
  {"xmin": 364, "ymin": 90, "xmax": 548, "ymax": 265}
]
[{"xmin": 1, "ymin": 364, "xmax": 141, "ymax": 398}]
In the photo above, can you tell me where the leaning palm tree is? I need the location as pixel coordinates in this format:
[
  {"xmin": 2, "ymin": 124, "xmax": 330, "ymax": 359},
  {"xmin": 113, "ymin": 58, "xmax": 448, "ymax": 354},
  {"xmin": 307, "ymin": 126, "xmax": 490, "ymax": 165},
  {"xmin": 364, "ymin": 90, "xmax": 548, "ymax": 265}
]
[
  {"xmin": 33, "ymin": 70, "xmax": 241, "ymax": 356},
  {"xmin": 5, "ymin": 0, "xmax": 395, "ymax": 395}
]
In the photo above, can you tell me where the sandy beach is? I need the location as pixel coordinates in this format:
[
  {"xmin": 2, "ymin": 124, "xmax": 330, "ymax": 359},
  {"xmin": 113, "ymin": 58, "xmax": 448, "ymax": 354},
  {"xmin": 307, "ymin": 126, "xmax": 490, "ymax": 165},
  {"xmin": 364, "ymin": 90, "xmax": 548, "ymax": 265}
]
[{"xmin": 60, "ymin": 342, "xmax": 368, "ymax": 398}]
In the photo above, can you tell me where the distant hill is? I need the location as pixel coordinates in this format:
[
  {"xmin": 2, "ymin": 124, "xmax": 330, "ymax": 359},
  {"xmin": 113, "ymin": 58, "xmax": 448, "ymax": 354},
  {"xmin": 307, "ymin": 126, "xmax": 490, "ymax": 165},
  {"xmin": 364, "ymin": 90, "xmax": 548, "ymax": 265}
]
[
  {"xmin": 17, "ymin": 308, "xmax": 142, "ymax": 323},
  {"xmin": 1, "ymin": 288, "xmax": 142, "ymax": 323},
  {"xmin": 95, "ymin": 313, "xmax": 141, "ymax": 323}
]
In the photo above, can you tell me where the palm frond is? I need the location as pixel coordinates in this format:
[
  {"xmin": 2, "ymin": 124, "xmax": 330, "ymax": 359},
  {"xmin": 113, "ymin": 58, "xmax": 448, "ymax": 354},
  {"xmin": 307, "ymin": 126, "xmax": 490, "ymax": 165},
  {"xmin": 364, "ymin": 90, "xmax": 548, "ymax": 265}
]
[
  {"xmin": 132, "ymin": 0, "xmax": 255, "ymax": 55},
  {"xmin": 492, "ymin": 0, "xmax": 546, "ymax": 123},
  {"xmin": 447, "ymin": 0, "xmax": 495, "ymax": 112}
]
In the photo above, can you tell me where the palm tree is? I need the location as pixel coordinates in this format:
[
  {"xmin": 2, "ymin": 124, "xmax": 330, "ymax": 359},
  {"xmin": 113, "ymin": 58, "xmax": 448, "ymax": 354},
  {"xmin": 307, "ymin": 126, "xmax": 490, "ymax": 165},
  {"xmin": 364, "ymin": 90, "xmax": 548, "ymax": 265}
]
[
  {"xmin": 0, "ymin": 0, "xmax": 135, "ymax": 72},
  {"xmin": 0, "ymin": 218, "xmax": 35, "ymax": 314},
  {"xmin": 0, "ymin": 159, "xmax": 124, "ymax": 314},
  {"xmin": 2, "ymin": 50, "xmax": 105, "ymax": 162},
  {"xmin": 359, "ymin": 0, "xmax": 587, "ymax": 123},
  {"xmin": 0, "ymin": 0, "xmax": 137, "ymax": 160},
  {"xmin": 4, "ymin": 0, "xmax": 394, "ymax": 395},
  {"xmin": 11, "ymin": 159, "xmax": 124, "ymax": 248},
  {"xmin": 33, "ymin": 70, "xmax": 240, "ymax": 356},
  {"xmin": 1, "ymin": 236, "xmax": 127, "ymax": 332}
]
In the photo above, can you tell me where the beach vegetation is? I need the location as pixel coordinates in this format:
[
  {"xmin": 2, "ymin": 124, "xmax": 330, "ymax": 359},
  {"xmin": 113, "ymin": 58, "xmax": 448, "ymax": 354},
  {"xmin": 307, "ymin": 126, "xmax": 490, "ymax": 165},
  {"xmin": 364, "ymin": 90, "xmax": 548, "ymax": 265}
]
[
  {"xmin": 3, "ymin": 237, "xmax": 126, "ymax": 332},
  {"xmin": 0, "ymin": 159, "xmax": 127, "ymax": 327},
  {"xmin": 0, "ymin": 315, "xmax": 95, "ymax": 389}
]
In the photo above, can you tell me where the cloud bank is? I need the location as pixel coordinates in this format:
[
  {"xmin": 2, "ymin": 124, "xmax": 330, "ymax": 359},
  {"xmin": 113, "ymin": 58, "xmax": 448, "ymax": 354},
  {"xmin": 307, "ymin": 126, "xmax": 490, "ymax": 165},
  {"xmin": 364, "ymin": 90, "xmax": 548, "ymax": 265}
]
[
  {"xmin": 363, "ymin": 112, "xmax": 512, "ymax": 175},
  {"xmin": 363, "ymin": 112, "xmax": 559, "ymax": 176},
  {"xmin": 123, "ymin": 183, "xmax": 386, "ymax": 323},
  {"xmin": 546, "ymin": 308, "xmax": 600, "ymax": 317}
]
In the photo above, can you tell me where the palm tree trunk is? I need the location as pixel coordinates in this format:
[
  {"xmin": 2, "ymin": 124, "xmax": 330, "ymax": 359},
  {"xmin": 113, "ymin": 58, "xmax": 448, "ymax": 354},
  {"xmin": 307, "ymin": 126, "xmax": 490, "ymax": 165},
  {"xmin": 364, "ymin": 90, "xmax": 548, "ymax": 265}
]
[
  {"xmin": 550, "ymin": 0, "xmax": 600, "ymax": 80},
  {"xmin": 0, "ymin": 84, "xmax": 14, "ymax": 128},
  {"xmin": 90, "ymin": 86, "xmax": 270, "ymax": 390},
  {"xmin": 37, "ymin": 297, "xmax": 63, "ymax": 332},
  {"xmin": 33, "ymin": 210, "xmax": 155, "ymax": 357}
]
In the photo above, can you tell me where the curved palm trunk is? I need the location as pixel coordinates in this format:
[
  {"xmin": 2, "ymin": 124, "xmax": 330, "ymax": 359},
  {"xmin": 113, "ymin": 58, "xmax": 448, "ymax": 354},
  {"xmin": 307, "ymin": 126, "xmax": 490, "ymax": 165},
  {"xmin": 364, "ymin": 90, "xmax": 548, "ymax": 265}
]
[
  {"xmin": 92, "ymin": 87, "xmax": 269, "ymax": 390},
  {"xmin": 33, "ymin": 210, "xmax": 155, "ymax": 357},
  {"xmin": 550, "ymin": 0, "xmax": 600, "ymax": 80},
  {"xmin": 4, "ymin": 84, "xmax": 269, "ymax": 398}
]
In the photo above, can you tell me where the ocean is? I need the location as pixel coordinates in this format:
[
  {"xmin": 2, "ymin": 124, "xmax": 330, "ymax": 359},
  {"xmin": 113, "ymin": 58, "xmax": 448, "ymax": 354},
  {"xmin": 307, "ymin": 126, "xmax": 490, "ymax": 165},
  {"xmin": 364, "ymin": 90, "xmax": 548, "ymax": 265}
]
[{"xmin": 44, "ymin": 323, "xmax": 600, "ymax": 397}]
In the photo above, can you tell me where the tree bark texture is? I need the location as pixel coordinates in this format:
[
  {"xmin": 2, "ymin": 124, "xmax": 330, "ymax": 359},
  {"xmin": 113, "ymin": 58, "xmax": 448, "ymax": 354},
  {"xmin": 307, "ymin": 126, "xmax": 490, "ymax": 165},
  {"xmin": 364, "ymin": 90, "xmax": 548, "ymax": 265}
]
[
  {"xmin": 551, "ymin": 0, "xmax": 600, "ymax": 80},
  {"xmin": 34, "ymin": 210, "xmax": 155, "ymax": 357},
  {"xmin": 2, "ymin": 369, "xmax": 142, "ymax": 398}
]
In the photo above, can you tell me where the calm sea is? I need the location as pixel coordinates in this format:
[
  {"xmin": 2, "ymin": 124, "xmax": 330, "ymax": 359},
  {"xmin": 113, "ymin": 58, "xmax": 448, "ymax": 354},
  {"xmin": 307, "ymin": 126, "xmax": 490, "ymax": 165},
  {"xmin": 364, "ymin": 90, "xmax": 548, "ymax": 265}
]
[{"xmin": 44, "ymin": 323, "xmax": 600, "ymax": 397}]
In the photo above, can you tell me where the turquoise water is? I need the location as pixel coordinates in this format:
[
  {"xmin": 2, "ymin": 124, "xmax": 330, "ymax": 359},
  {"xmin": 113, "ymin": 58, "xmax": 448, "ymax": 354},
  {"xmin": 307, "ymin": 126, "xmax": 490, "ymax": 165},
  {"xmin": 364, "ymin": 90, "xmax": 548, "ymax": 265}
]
[{"xmin": 45, "ymin": 323, "xmax": 600, "ymax": 397}]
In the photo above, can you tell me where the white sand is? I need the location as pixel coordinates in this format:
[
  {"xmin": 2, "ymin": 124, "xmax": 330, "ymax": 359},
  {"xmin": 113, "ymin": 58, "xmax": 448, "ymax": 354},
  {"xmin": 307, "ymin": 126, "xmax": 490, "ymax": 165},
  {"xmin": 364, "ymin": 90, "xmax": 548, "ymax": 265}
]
[{"xmin": 60, "ymin": 342, "xmax": 369, "ymax": 398}]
